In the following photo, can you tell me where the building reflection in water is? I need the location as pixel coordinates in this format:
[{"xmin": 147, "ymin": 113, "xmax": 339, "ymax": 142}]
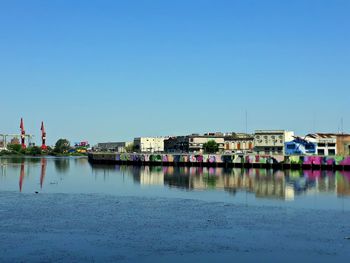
[
  {"xmin": 139, "ymin": 166, "xmax": 164, "ymax": 185},
  {"xmin": 91, "ymin": 165, "xmax": 350, "ymax": 201},
  {"xmin": 1, "ymin": 158, "xmax": 349, "ymax": 199},
  {"xmin": 337, "ymin": 171, "xmax": 350, "ymax": 196}
]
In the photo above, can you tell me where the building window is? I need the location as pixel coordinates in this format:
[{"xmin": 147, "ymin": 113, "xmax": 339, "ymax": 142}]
[
  {"xmin": 328, "ymin": 149, "xmax": 335, "ymax": 156},
  {"xmin": 305, "ymin": 144, "xmax": 315, "ymax": 150},
  {"xmin": 318, "ymin": 149, "xmax": 325, "ymax": 155}
]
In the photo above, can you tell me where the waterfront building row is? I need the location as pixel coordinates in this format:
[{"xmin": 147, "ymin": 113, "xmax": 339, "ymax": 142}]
[
  {"xmin": 96, "ymin": 130, "xmax": 350, "ymax": 156},
  {"xmin": 89, "ymin": 152, "xmax": 350, "ymax": 169}
]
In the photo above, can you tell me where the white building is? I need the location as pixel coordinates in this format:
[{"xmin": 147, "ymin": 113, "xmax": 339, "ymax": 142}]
[
  {"xmin": 254, "ymin": 130, "xmax": 294, "ymax": 155},
  {"xmin": 134, "ymin": 137, "xmax": 165, "ymax": 153},
  {"xmin": 306, "ymin": 133, "xmax": 337, "ymax": 156}
]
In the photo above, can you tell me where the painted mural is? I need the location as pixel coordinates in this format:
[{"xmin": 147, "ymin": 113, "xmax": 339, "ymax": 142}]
[{"xmin": 92, "ymin": 153, "xmax": 350, "ymax": 168}]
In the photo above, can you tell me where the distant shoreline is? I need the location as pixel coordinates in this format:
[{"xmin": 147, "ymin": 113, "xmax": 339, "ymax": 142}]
[{"xmin": 0, "ymin": 154, "xmax": 87, "ymax": 158}]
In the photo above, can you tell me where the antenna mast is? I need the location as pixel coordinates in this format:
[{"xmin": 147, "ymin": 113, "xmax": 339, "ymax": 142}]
[{"xmin": 245, "ymin": 110, "xmax": 248, "ymax": 134}]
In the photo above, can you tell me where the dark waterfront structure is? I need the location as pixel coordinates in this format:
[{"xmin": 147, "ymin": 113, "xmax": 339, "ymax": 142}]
[
  {"xmin": 88, "ymin": 152, "xmax": 350, "ymax": 171},
  {"xmin": 164, "ymin": 134, "xmax": 225, "ymax": 153},
  {"xmin": 164, "ymin": 136, "xmax": 189, "ymax": 153}
]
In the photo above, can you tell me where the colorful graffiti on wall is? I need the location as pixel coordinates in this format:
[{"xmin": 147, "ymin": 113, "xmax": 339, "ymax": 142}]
[{"xmin": 91, "ymin": 153, "xmax": 350, "ymax": 167}]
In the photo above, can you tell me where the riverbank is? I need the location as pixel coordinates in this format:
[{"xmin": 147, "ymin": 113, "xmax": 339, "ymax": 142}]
[
  {"xmin": 0, "ymin": 151, "xmax": 87, "ymax": 157},
  {"xmin": 88, "ymin": 152, "xmax": 350, "ymax": 170},
  {"xmin": 0, "ymin": 192, "xmax": 349, "ymax": 262}
]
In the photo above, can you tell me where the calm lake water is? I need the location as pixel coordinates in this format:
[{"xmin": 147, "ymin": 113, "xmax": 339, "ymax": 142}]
[{"xmin": 1, "ymin": 156, "xmax": 349, "ymax": 211}]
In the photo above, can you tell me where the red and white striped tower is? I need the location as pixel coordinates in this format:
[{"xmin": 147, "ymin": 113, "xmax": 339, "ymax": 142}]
[
  {"xmin": 41, "ymin": 121, "xmax": 47, "ymax": 150},
  {"xmin": 20, "ymin": 118, "xmax": 26, "ymax": 149}
]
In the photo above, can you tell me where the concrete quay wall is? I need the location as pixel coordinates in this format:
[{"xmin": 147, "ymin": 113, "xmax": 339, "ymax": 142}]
[{"xmin": 88, "ymin": 152, "xmax": 350, "ymax": 170}]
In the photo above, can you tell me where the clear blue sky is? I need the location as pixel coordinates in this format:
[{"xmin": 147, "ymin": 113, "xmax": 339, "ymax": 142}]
[{"xmin": 0, "ymin": 0, "xmax": 349, "ymax": 145}]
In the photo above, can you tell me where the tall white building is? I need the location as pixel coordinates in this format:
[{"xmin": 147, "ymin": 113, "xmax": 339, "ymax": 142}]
[
  {"xmin": 254, "ymin": 130, "xmax": 294, "ymax": 155},
  {"xmin": 134, "ymin": 137, "xmax": 165, "ymax": 153}
]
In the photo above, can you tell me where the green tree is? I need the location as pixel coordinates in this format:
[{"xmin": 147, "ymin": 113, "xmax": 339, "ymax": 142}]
[
  {"xmin": 54, "ymin": 139, "xmax": 70, "ymax": 153},
  {"xmin": 7, "ymin": 143, "xmax": 22, "ymax": 152},
  {"xmin": 46, "ymin": 146, "xmax": 53, "ymax": 152},
  {"xmin": 203, "ymin": 140, "xmax": 219, "ymax": 154},
  {"xmin": 125, "ymin": 143, "xmax": 136, "ymax": 153},
  {"xmin": 27, "ymin": 146, "xmax": 42, "ymax": 156}
]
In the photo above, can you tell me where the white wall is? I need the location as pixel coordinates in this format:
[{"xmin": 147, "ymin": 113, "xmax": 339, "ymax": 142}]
[{"xmin": 135, "ymin": 137, "xmax": 165, "ymax": 152}]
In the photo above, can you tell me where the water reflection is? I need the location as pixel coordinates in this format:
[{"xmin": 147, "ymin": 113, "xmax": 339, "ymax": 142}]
[
  {"xmin": 54, "ymin": 158, "xmax": 70, "ymax": 173},
  {"xmin": 15, "ymin": 158, "xmax": 48, "ymax": 192},
  {"xmin": 92, "ymin": 164, "xmax": 350, "ymax": 200},
  {"xmin": 40, "ymin": 158, "xmax": 47, "ymax": 189},
  {"xmin": 19, "ymin": 162, "xmax": 25, "ymax": 192},
  {"xmin": 1, "ymin": 157, "xmax": 350, "ymax": 205}
]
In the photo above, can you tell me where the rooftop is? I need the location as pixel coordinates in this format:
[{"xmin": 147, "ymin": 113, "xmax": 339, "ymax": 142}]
[{"xmin": 306, "ymin": 133, "xmax": 340, "ymax": 139}]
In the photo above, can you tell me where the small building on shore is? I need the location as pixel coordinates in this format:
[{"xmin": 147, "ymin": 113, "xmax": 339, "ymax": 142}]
[
  {"xmin": 224, "ymin": 133, "xmax": 254, "ymax": 153},
  {"xmin": 253, "ymin": 130, "xmax": 294, "ymax": 155},
  {"xmin": 336, "ymin": 134, "xmax": 350, "ymax": 156},
  {"xmin": 284, "ymin": 137, "xmax": 316, "ymax": 155},
  {"xmin": 164, "ymin": 136, "xmax": 189, "ymax": 153},
  {"xmin": 96, "ymin": 141, "xmax": 132, "ymax": 152},
  {"xmin": 164, "ymin": 133, "xmax": 225, "ymax": 153},
  {"xmin": 0, "ymin": 140, "xmax": 5, "ymax": 150},
  {"xmin": 134, "ymin": 137, "xmax": 165, "ymax": 153},
  {"xmin": 306, "ymin": 133, "xmax": 337, "ymax": 156},
  {"xmin": 188, "ymin": 134, "xmax": 225, "ymax": 153},
  {"xmin": 304, "ymin": 133, "xmax": 350, "ymax": 156}
]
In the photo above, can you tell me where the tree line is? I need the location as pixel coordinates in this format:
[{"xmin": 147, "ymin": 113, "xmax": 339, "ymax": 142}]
[{"xmin": 0, "ymin": 139, "xmax": 84, "ymax": 156}]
